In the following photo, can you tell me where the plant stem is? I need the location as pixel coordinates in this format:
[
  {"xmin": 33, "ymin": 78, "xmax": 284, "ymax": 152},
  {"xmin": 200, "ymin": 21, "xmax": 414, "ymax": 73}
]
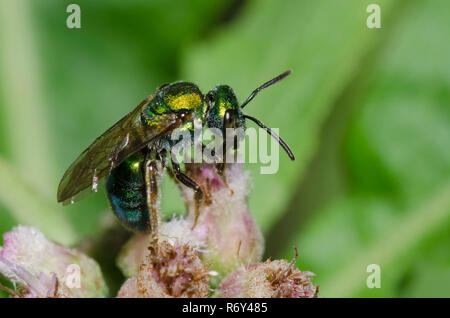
[
  {"xmin": 0, "ymin": 0, "xmax": 55, "ymax": 198},
  {"xmin": 0, "ymin": 156, "xmax": 77, "ymax": 246},
  {"xmin": 321, "ymin": 183, "xmax": 450, "ymax": 297}
]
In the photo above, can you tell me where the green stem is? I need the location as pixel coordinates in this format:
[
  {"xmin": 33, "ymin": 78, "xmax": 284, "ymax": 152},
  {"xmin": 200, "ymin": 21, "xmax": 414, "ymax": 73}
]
[
  {"xmin": 321, "ymin": 183, "xmax": 450, "ymax": 297},
  {"xmin": 0, "ymin": 0, "xmax": 55, "ymax": 198},
  {"xmin": 0, "ymin": 156, "xmax": 77, "ymax": 246}
]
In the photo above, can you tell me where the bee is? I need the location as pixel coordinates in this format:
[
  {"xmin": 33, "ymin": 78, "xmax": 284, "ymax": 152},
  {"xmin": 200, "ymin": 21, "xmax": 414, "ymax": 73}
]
[{"xmin": 57, "ymin": 71, "xmax": 294, "ymax": 244}]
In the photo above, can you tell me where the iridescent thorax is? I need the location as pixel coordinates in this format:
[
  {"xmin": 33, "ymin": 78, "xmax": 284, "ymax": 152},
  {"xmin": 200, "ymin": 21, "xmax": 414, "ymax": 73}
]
[{"xmin": 143, "ymin": 82, "xmax": 203, "ymax": 118}]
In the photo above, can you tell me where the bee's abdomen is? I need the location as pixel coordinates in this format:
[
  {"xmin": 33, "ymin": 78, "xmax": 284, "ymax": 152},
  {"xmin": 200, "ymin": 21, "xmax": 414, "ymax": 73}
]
[{"xmin": 105, "ymin": 151, "xmax": 150, "ymax": 232}]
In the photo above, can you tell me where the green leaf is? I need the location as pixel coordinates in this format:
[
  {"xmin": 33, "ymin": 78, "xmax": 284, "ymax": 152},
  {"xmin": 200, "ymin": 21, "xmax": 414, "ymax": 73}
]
[
  {"xmin": 295, "ymin": 186, "xmax": 450, "ymax": 297},
  {"xmin": 399, "ymin": 235, "xmax": 450, "ymax": 298},
  {"xmin": 283, "ymin": 0, "xmax": 450, "ymax": 297}
]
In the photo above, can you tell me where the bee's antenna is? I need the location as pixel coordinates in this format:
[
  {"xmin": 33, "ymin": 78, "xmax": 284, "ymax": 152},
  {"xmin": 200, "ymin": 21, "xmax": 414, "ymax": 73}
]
[
  {"xmin": 240, "ymin": 70, "xmax": 291, "ymax": 109},
  {"xmin": 243, "ymin": 114, "xmax": 295, "ymax": 161}
]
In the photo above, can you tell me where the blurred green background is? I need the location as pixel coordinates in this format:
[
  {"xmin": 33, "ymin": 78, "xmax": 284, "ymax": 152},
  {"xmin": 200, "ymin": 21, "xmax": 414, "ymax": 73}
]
[{"xmin": 0, "ymin": 0, "xmax": 449, "ymax": 297}]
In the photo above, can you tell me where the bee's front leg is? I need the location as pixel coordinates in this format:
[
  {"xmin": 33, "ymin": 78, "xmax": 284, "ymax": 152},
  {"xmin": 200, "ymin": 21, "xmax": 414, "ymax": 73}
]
[
  {"xmin": 171, "ymin": 158, "xmax": 204, "ymax": 230},
  {"xmin": 215, "ymin": 163, "xmax": 234, "ymax": 195},
  {"xmin": 202, "ymin": 143, "xmax": 233, "ymax": 194}
]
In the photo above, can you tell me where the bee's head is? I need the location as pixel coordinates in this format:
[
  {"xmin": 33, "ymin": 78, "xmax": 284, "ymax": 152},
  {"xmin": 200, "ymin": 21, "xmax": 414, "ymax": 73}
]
[
  {"xmin": 205, "ymin": 85, "xmax": 245, "ymax": 131},
  {"xmin": 205, "ymin": 71, "xmax": 296, "ymax": 161}
]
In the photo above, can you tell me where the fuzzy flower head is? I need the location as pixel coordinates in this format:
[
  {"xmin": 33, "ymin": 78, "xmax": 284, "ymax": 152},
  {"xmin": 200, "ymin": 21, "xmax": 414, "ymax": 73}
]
[
  {"xmin": 118, "ymin": 241, "xmax": 210, "ymax": 298},
  {"xmin": 117, "ymin": 217, "xmax": 208, "ymax": 278},
  {"xmin": 215, "ymin": 250, "xmax": 318, "ymax": 298},
  {"xmin": 0, "ymin": 226, "xmax": 107, "ymax": 297}
]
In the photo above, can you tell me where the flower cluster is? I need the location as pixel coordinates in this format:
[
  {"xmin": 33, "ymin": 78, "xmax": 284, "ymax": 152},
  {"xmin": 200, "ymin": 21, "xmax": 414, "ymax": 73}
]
[
  {"xmin": 216, "ymin": 256, "xmax": 317, "ymax": 297},
  {"xmin": 0, "ymin": 163, "xmax": 317, "ymax": 298},
  {"xmin": 118, "ymin": 241, "xmax": 210, "ymax": 298}
]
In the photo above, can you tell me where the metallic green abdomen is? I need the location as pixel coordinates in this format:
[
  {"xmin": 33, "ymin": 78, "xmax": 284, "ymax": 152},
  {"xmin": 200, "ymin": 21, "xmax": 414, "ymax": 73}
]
[{"xmin": 106, "ymin": 151, "xmax": 150, "ymax": 232}]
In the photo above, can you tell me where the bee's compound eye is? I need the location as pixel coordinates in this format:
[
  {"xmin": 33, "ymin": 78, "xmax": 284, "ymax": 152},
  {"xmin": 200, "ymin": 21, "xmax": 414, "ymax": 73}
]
[
  {"xmin": 224, "ymin": 109, "xmax": 235, "ymax": 128},
  {"xmin": 224, "ymin": 110, "xmax": 231, "ymax": 120}
]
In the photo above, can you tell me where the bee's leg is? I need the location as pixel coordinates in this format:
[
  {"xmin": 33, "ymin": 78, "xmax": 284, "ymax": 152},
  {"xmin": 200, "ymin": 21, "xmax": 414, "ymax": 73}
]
[
  {"xmin": 144, "ymin": 159, "xmax": 161, "ymax": 249},
  {"xmin": 171, "ymin": 159, "xmax": 204, "ymax": 230},
  {"xmin": 158, "ymin": 149, "xmax": 175, "ymax": 179},
  {"xmin": 215, "ymin": 162, "xmax": 234, "ymax": 195},
  {"xmin": 203, "ymin": 143, "xmax": 233, "ymax": 194},
  {"xmin": 216, "ymin": 162, "xmax": 226, "ymax": 180}
]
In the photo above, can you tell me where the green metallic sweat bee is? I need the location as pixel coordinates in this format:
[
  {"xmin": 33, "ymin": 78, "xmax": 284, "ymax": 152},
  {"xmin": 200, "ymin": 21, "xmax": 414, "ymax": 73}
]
[{"xmin": 57, "ymin": 71, "xmax": 295, "ymax": 241}]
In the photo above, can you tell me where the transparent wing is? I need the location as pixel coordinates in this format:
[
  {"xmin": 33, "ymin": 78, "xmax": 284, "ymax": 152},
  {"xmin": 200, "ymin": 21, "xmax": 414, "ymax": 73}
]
[{"xmin": 57, "ymin": 95, "xmax": 185, "ymax": 204}]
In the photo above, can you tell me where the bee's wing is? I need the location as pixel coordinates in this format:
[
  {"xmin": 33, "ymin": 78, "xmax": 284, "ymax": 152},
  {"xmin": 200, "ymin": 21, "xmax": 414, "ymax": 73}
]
[{"xmin": 57, "ymin": 95, "xmax": 185, "ymax": 204}]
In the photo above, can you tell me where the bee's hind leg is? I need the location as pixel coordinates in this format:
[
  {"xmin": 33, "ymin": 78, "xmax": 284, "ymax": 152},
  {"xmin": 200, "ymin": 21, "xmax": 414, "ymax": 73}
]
[
  {"xmin": 171, "ymin": 159, "xmax": 204, "ymax": 230},
  {"xmin": 144, "ymin": 158, "xmax": 162, "ymax": 251}
]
